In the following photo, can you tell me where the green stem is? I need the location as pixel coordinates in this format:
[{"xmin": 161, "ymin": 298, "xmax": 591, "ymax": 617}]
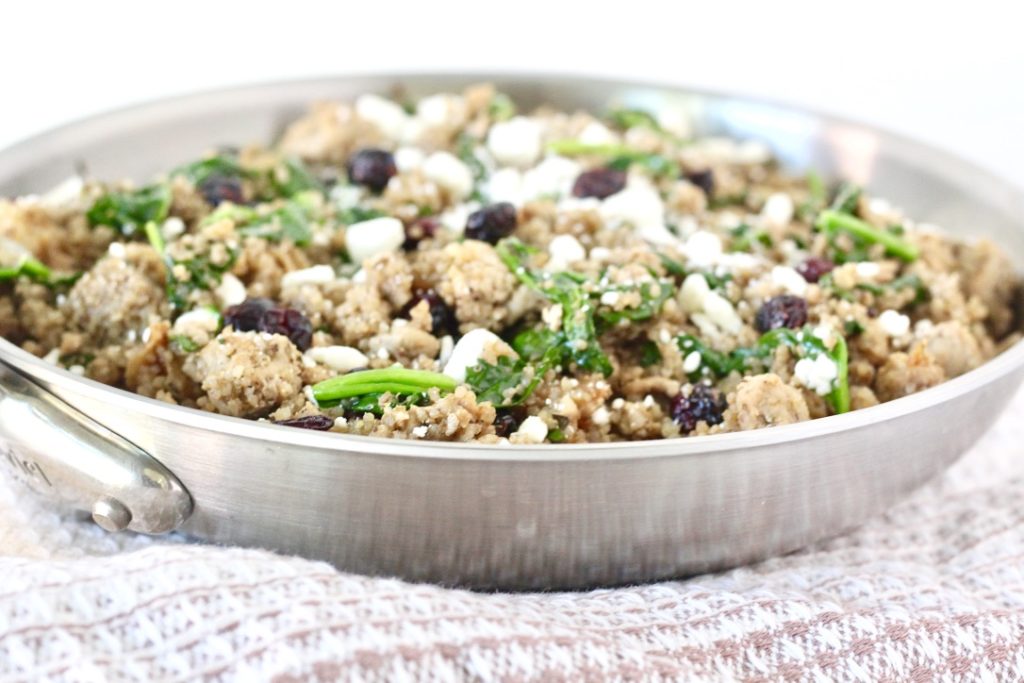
[
  {"xmin": 144, "ymin": 220, "xmax": 165, "ymax": 254},
  {"xmin": 816, "ymin": 209, "xmax": 919, "ymax": 262},
  {"xmin": 311, "ymin": 368, "xmax": 456, "ymax": 405},
  {"xmin": 545, "ymin": 140, "xmax": 635, "ymax": 157},
  {"xmin": 828, "ymin": 334, "xmax": 850, "ymax": 414}
]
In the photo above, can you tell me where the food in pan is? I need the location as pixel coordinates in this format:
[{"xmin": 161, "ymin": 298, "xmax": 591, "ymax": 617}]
[{"xmin": 0, "ymin": 84, "xmax": 1019, "ymax": 444}]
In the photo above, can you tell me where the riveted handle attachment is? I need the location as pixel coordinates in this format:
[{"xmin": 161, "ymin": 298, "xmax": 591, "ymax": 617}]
[{"xmin": 0, "ymin": 362, "xmax": 192, "ymax": 534}]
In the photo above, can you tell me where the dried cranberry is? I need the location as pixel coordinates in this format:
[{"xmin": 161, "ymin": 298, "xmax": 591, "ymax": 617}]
[
  {"xmin": 274, "ymin": 415, "xmax": 334, "ymax": 430},
  {"xmin": 755, "ymin": 295, "xmax": 808, "ymax": 332},
  {"xmin": 398, "ymin": 288, "xmax": 459, "ymax": 337},
  {"xmin": 684, "ymin": 169, "xmax": 715, "ymax": 197},
  {"xmin": 199, "ymin": 175, "xmax": 245, "ymax": 206},
  {"xmin": 346, "ymin": 148, "xmax": 397, "ymax": 193},
  {"xmin": 223, "ymin": 298, "xmax": 275, "ymax": 333},
  {"xmin": 572, "ymin": 168, "xmax": 626, "ymax": 199},
  {"xmin": 259, "ymin": 307, "xmax": 313, "ymax": 351},
  {"xmin": 493, "ymin": 411, "xmax": 520, "ymax": 438},
  {"xmin": 464, "ymin": 202, "xmax": 518, "ymax": 244},
  {"xmin": 796, "ymin": 257, "xmax": 835, "ymax": 284},
  {"xmin": 403, "ymin": 217, "xmax": 438, "ymax": 250},
  {"xmin": 670, "ymin": 384, "xmax": 725, "ymax": 433}
]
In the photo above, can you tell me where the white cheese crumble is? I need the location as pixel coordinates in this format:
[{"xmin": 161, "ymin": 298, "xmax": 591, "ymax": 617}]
[
  {"xmin": 107, "ymin": 242, "xmax": 126, "ymax": 259},
  {"xmin": 656, "ymin": 104, "xmax": 692, "ymax": 139},
  {"xmin": 878, "ymin": 309, "xmax": 911, "ymax": 336},
  {"xmin": 161, "ymin": 216, "xmax": 186, "ymax": 241},
  {"xmin": 588, "ymin": 246, "xmax": 612, "ymax": 262},
  {"xmin": 547, "ymin": 234, "xmax": 586, "ymax": 271},
  {"xmin": 394, "ymin": 147, "xmax": 425, "ymax": 172},
  {"xmin": 42, "ymin": 348, "xmax": 60, "ymax": 364},
  {"xmin": 578, "ymin": 121, "xmax": 618, "ymax": 145},
  {"xmin": 591, "ymin": 406, "xmax": 610, "ymax": 425},
  {"xmin": 354, "ymin": 94, "xmax": 409, "ymax": 141},
  {"xmin": 541, "ymin": 304, "xmax": 564, "ymax": 331},
  {"xmin": 442, "ymin": 328, "xmax": 509, "ymax": 383},
  {"xmin": 760, "ymin": 193, "xmax": 794, "ymax": 229},
  {"xmin": 305, "ymin": 346, "xmax": 369, "ymax": 372},
  {"xmin": 487, "ymin": 117, "xmax": 543, "ymax": 168},
  {"xmin": 345, "ymin": 216, "xmax": 405, "ymax": 264},
  {"xmin": 437, "ymin": 202, "xmax": 479, "ymax": 236},
  {"xmin": 411, "ymin": 425, "xmax": 429, "ymax": 438},
  {"xmin": 438, "ymin": 335, "xmax": 455, "ymax": 366},
  {"xmin": 682, "ymin": 351, "xmax": 702, "ymax": 373},
  {"xmin": 770, "ymin": 265, "xmax": 808, "ymax": 296},
  {"xmin": 701, "ymin": 291, "xmax": 743, "ymax": 334},
  {"xmin": 680, "ymin": 273, "xmax": 711, "ymax": 312},
  {"xmin": 171, "ymin": 307, "xmax": 221, "ymax": 338},
  {"xmin": 600, "ymin": 290, "xmax": 621, "ymax": 306},
  {"xmin": 794, "ymin": 354, "xmax": 839, "ymax": 395},
  {"xmin": 679, "ymin": 272, "xmax": 741, "ymax": 333},
  {"xmin": 330, "ymin": 184, "xmax": 364, "ymax": 210},
  {"xmin": 514, "ymin": 415, "xmax": 548, "ymax": 444},
  {"xmin": 522, "ymin": 156, "xmax": 581, "ymax": 200},
  {"xmin": 281, "ymin": 264, "xmax": 335, "ymax": 290},
  {"xmin": 416, "ymin": 93, "xmax": 464, "ymax": 127},
  {"xmin": 855, "ymin": 262, "xmax": 881, "ymax": 279},
  {"xmin": 599, "ymin": 184, "xmax": 673, "ymax": 244},
  {"xmin": 40, "ymin": 175, "xmax": 84, "ymax": 208},
  {"xmin": 485, "ymin": 167, "xmax": 524, "ymax": 205},
  {"xmin": 682, "ymin": 231, "xmax": 723, "ymax": 269},
  {"xmin": 422, "ymin": 151, "xmax": 474, "ymax": 200}
]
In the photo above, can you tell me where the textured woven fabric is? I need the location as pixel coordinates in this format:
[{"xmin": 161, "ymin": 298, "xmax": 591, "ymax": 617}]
[{"xmin": 2, "ymin": 389, "xmax": 1023, "ymax": 682}]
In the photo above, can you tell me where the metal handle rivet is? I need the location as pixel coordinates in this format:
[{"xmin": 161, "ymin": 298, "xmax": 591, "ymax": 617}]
[{"xmin": 92, "ymin": 498, "xmax": 132, "ymax": 532}]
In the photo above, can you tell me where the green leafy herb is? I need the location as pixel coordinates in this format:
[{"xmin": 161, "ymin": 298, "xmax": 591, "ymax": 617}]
[
  {"xmin": 171, "ymin": 155, "xmax": 250, "ymax": 186},
  {"xmin": 729, "ymin": 223, "xmax": 773, "ymax": 252},
  {"xmin": 594, "ymin": 280, "xmax": 673, "ymax": 328},
  {"xmin": 58, "ymin": 352, "xmax": 95, "ymax": 368},
  {"xmin": 466, "ymin": 354, "xmax": 547, "ymax": 408},
  {"xmin": 798, "ymin": 169, "xmax": 828, "ymax": 220},
  {"xmin": 337, "ymin": 206, "xmax": 387, "ymax": 225},
  {"xmin": 607, "ymin": 108, "xmax": 661, "ymax": 131},
  {"xmin": 0, "ymin": 256, "xmax": 52, "ymax": 284},
  {"xmin": 816, "ymin": 209, "xmax": 919, "ymax": 262},
  {"xmin": 844, "ymin": 319, "xmax": 866, "ymax": 336},
  {"xmin": 489, "ymin": 92, "xmax": 516, "ymax": 121},
  {"xmin": 145, "ymin": 220, "xmax": 237, "ymax": 313},
  {"xmin": 829, "ymin": 182, "xmax": 862, "ymax": 214},
  {"xmin": 655, "ymin": 253, "xmax": 730, "ymax": 289},
  {"xmin": 87, "ymin": 184, "xmax": 171, "ymax": 236},
  {"xmin": 270, "ymin": 157, "xmax": 322, "ymax": 198},
  {"xmin": 639, "ymin": 340, "xmax": 663, "ymax": 367},
  {"xmin": 312, "ymin": 368, "xmax": 457, "ymax": 408},
  {"xmin": 677, "ymin": 326, "xmax": 850, "ymax": 414},
  {"xmin": 170, "ymin": 335, "xmax": 201, "ymax": 353},
  {"xmin": 456, "ymin": 133, "xmax": 488, "ymax": 201},
  {"xmin": 545, "ymin": 140, "xmax": 680, "ymax": 178},
  {"xmin": 237, "ymin": 196, "xmax": 316, "ymax": 245}
]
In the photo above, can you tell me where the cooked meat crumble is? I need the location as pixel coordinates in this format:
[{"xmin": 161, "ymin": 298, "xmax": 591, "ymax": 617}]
[{"xmin": 1, "ymin": 84, "xmax": 1020, "ymax": 443}]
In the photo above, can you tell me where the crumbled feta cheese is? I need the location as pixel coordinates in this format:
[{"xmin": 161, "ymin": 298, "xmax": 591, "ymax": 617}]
[
  {"xmin": 69, "ymin": 365, "xmax": 85, "ymax": 376},
  {"xmin": 487, "ymin": 117, "xmax": 543, "ymax": 168},
  {"xmin": 351, "ymin": 268, "xmax": 367, "ymax": 283},
  {"xmin": 171, "ymin": 307, "xmax": 221, "ymax": 338},
  {"xmin": 42, "ymin": 348, "xmax": 60, "ymax": 364},
  {"xmin": 578, "ymin": 121, "xmax": 618, "ymax": 145},
  {"xmin": 485, "ymin": 167, "xmax": 524, "ymax": 205},
  {"xmin": 333, "ymin": 416, "xmax": 348, "ymax": 429},
  {"xmin": 437, "ymin": 202, "xmax": 479, "ymax": 236},
  {"xmin": 542, "ymin": 304, "xmax": 564, "ymax": 331},
  {"xmin": 878, "ymin": 309, "xmax": 911, "ymax": 336},
  {"xmin": 812, "ymin": 325, "xmax": 835, "ymax": 347},
  {"xmin": 547, "ymin": 234, "xmax": 586, "ymax": 271},
  {"xmin": 702, "ymin": 291, "xmax": 743, "ymax": 334},
  {"xmin": 442, "ymin": 328, "xmax": 510, "ymax": 382},
  {"xmin": 855, "ymin": 262, "xmax": 881, "ymax": 279},
  {"xmin": 422, "ymin": 151, "xmax": 474, "ymax": 200},
  {"xmin": 591, "ymin": 406, "xmax": 610, "ymax": 425},
  {"xmin": 305, "ymin": 345, "xmax": 369, "ymax": 372},
  {"xmin": 521, "ymin": 156, "xmax": 580, "ymax": 199},
  {"xmin": 770, "ymin": 265, "xmax": 808, "ymax": 296},
  {"xmin": 600, "ymin": 290, "xmax": 621, "ymax": 306},
  {"xmin": 600, "ymin": 185, "xmax": 670, "ymax": 242},
  {"xmin": 682, "ymin": 231, "xmax": 723, "ymax": 269},
  {"xmin": 355, "ymin": 94, "xmax": 410, "ymax": 140},
  {"xmin": 416, "ymin": 93, "xmax": 464, "ymax": 127},
  {"xmin": 411, "ymin": 425, "xmax": 429, "ymax": 438},
  {"xmin": 161, "ymin": 217, "xmax": 186, "ymax": 241},
  {"xmin": 760, "ymin": 193, "xmax": 794, "ymax": 229},
  {"xmin": 682, "ymin": 351, "xmax": 702, "ymax": 373},
  {"xmin": 438, "ymin": 335, "xmax": 455, "ymax": 366},
  {"xmin": 345, "ymin": 216, "xmax": 405, "ymax": 264},
  {"xmin": 394, "ymin": 147, "xmax": 425, "ymax": 172},
  {"xmin": 281, "ymin": 264, "xmax": 335, "ymax": 290},
  {"xmin": 588, "ymin": 246, "xmax": 612, "ymax": 261},
  {"xmin": 514, "ymin": 416, "xmax": 548, "ymax": 444},
  {"xmin": 734, "ymin": 140, "xmax": 772, "ymax": 165},
  {"xmin": 794, "ymin": 354, "xmax": 839, "ymax": 395},
  {"xmin": 107, "ymin": 242, "xmax": 126, "ymax": 259},
  {"xmin": 680, "ymin": 273, "xmax": 711, "ymax": 312},
  {"xmin": 656, "ymin": 105, "xmax": 692, "ymax": 139},
  {"xmin": 330, "ymin": 184, "xmax": 364, "ymax": 210}
]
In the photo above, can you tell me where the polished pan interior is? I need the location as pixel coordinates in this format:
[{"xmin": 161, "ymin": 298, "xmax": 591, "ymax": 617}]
[{"xmin": 1, "ymin": 74, "xmax": 1022, "ymax": 589}]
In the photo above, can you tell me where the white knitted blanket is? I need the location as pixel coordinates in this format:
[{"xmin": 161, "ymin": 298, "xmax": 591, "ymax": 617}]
[{"xmin": 2, "ymin": 388, "xmax": 1024, "ymax": 682}]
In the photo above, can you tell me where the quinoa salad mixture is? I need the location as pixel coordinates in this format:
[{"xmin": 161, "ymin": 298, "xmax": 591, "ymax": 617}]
[{"xmin": 0, "ymin": 84, "xmax": 1020, "ymax": 444}]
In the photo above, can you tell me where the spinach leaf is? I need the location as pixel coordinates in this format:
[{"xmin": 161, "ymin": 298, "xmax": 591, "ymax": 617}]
[
  {"xmin": 171, "ymin": 155, "xmax": 250, "ymax": 186},
  {"xmin": 0, "ymin": 256, "xmax": 78, "ymax": 288},
  {"xmin": 87, "ymin": 184, "xmax": 171, "ymax": 236},
  {"xmin": 337, "ymin": 206, "xmax": 387, "ymax": 225},
  {"xmin": 145, "ymin": 221, "xmax": 237, "ymax": 313},
  {"xmin": 270, "ymin": 157, "xmax": 322, "ymax": 198},
  {"xmin": 817, "ymin": 209, "xmax": 918, "ymax": 262},
  {"xmin": 465, "ymin": 354, "xmax": 546, "ymax": 408},
  {"xmin": 606, "ymin": 107, "xmax": 661, "ymax": 131}
]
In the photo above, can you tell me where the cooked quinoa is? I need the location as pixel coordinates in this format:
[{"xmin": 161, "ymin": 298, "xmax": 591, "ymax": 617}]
[{"xmin": 1, "ymin": 84, "xmax": 1020, "ymax": 444}]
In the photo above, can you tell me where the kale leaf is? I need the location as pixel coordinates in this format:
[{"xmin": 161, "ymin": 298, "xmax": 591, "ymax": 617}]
[{"xmin": 87, "ymin": 184, "xmax": 171, "ymax": 236}]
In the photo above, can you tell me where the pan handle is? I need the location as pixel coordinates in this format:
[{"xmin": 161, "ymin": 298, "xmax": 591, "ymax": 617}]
[{"xmin": 0, "ymin": 362, "xmax": 192, "ymax": 534}]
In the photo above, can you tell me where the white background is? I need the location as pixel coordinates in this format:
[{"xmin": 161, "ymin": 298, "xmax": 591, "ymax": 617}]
[{"xmin": 1, "ymin": 1, "xmax": 1021, "ymax": 186}]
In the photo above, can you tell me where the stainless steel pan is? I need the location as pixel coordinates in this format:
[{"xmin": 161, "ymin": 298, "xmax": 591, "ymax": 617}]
[{"xmin": 1, "ymin": 74, "xmax": 1022, "ymax": 590}]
